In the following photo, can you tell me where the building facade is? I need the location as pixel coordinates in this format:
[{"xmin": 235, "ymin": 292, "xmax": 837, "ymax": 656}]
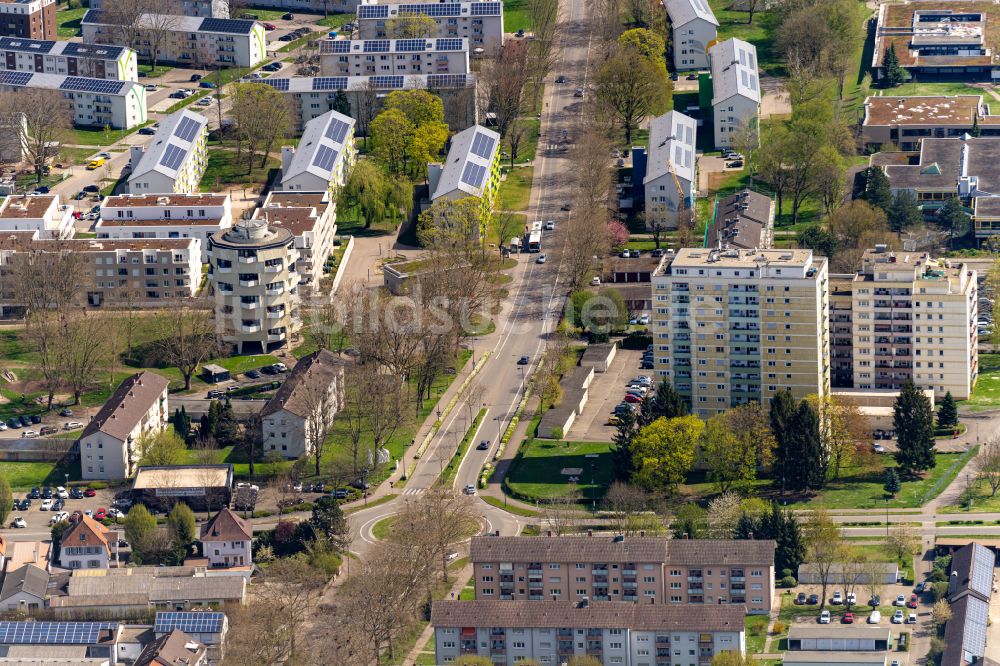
[
  {"xmin": 90, "ymin": 0, "xmax": 226, "ymax": 18},
  {"xmin": 319, "ymin": 37, "xmax": 470, "ymax": 76},
  {"xmin": 0, "ymin": 0, "xmax": 55, "ymax": 40},
  {"xmin": 279, "ymin": 109, "xmax": 356, "ymax": 198},
  {"xmin": 96, "ymin": 193, "xmax": 233, "ymax": 263},
  {"xmin": 469, "ymin": 535, "xmax": 777, "ymax": 614},
  {"xmin": 357, "ymin": 2, "xmax": 503, "ymax": 54},
  {"xmin": 664, "ymin": 0, "xmax": 718, "ymax": 71},
  {"xmin": 59, "ymin": 516, "xmax": 111, "ymax": 570},
  {"xmin": 708, "ymin": 38, "xmax": 760, "ymax": 149},
  {"xmin": 207, "ymin": 219, "xmax": 300, "ymax": 354},
  {"xmin": 0, "ymin": 37, "xmax": 136, "ymax": 81},
  {"xmin": 652, "ymin": 248, "xmax": 831, "ymax": 417},
  {"xmin": 128, "ymin": 109, "xmax": 209, "ymax": 195},
  {"xmin": 643, "ymin": 110, "xmax": 697, "ymax": 230},
  {"xmin": 429, "ymin": 123, "xmax": 501, "ymax": 234},
  {"xmin": 705, "ymin": 189, "xmax": 774, "ymax": 250},
  {"xmin": 860, "ymin": 95, "xmax": 1000, "ymax": 152},
  {"xmin": 0, "ymin": 70, "xmax": 146, "ymax": 129},
  {"xmin": 83, "ymin": 12, "xmax": 266, "ymax": 69},
  {"xmin": 199, "ymin": 508, "xmax": 252, "ymax": 568},
  {"xmin": 0, "ymin": 194, "xmax": 73, "ymax": 238},
  {"xmin": 256, "ymin": 192, "xmax": 337, "ymax": 293},
  {"xmin": 77, "ymin": 371, "xmax": 170, "ymax": 481},
  {"xmin": 828, "ymin": 246, "xmax": 977, "ymax": 399},
  {"xmin": 432, "ymin": 600, "xmax": 747, "ymax": 666},
  {"xmin": 260, "ymin": 349, "xmax": 345, "ymax": 459}
]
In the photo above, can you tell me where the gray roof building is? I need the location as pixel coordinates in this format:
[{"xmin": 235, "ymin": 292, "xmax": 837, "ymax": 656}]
[
  {"xmin": 662, "ymin": 0, "xmax": 718, "ymax": 27},
  {"xmin": 644, "ymin": 110, "xmax": 697, "ymax": 188},
  {"xmin": 0, "ymin": 565, "xmax": 48, "ymax": 606},
  {"xmin": 79, "ymin": 371, "xmax": 169, "ymax": 443},
  {"xmin": 884, "ymin": 135, "xmax": 1000, "ymax": 194},
  {"xmin": 430, "ymin": 124, "xmax": 500, "ymax": 201},
  {"xmin": 279, "ymin": 109, "xmax": 355, "ymax": 192},
  {"xmin": 710, "ymin": 38, "xmax": 760, "ymax": 106},
  {"xmin": 128, "ymin": 109, "xmax": 207, "ymax": 190}
]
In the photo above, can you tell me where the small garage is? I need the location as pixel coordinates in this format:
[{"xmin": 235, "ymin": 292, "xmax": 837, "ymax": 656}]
[{"xmin": 201, "ymin": 364, "xmax": 231, "ymax": 384}]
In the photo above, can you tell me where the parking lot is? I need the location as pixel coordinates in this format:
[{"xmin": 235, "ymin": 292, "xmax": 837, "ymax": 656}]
[
  {"xmin": 7, "ymin": 484, "xmax": 121, "ymax": 535},
  {"xmin": 566, "ymin": 348, "xmax": 645, "ymax": 441}
]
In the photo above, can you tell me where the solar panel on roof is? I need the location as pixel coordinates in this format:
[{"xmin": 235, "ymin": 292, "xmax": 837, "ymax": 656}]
[
  {"xmin": 363, "ymin": 39, "xmax": 390, "ymax": 53},
  {"xmin": 154, "ymin": 612, "xmax": 225, "ymax": 635},
  {"xmin": 160, "ymin": 143, "xmax": 187, "ymax": 171},
  {"xmin": 470, "ymin": 2, "xmax": 501, "ymax": 16},
  {"xmin": 200, "ymin": 17, "xmax": 256, "ymax": 34},
  {"xmin": 470, "ymin": 132, "xmax": 495, "ymax": 160},
  {"xmin": 259, "ymin": 78, "xmax": 289, "ymax": 91},
  {"xmin": 174, "ymin": 116, "xmax": 202, "ymax": 143},
  {"xmin": 396, "ymin": 38, "xmax": 429, "ymax": 52},
  {"xmin": 0, "ymin": 622, "xmax": 118, "ymax": 645},
  {"xmin": 399, "ymin": 3, "xmax": 461, "ymax": 17},
  {"xmin": 0, "ymin": 70, "xmax": 32, "ymax": 87},
  {"xmin": 427, "ymin": 73, "xmax": 466, "ymax": 88},
  {"xmin": 461, "ymin": 162, "xmax": 486, "ymax": 189},
  {"xmin": 327, "ymin": 40, "xmax": 351, "ymax": 53},
  {"xmin": 59, "ymin": 76, "xmax": 126, "ymax": 95},
  {"xmin": 358, "ymin": 4, "xmax": 388, "ymax": 18},
  {"xmin": 325, "ymin": 117, "xmax": 350, "ymax": 144},
  {"xmin": 970, "ymin": 545, "xmax": 994, "ymax": 596},
  {"xmin": 435, "ymin": 38, "xmax": 463, "ymax": 51},
  {"xmin": 312, "ymin": 77, "xmax": 347, "ymax": 91},
  {"xmin": 312, "ymin": 144, "xmax": 340, "ymax": 172},
  {"xmin": 370, "ymin": 75, "xmax": 404, "ymax": 89}
]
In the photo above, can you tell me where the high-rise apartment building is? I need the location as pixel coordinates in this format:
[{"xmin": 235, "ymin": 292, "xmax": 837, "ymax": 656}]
[
  {"xmin": 651, "ymin": 248, "xmax": 830, "ymax": 417},
  {"xmin": 828, "ymin": 245, "xmax": 977, "ymax": 399}
]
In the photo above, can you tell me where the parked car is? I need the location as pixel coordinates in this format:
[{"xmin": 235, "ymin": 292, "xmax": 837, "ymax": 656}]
[
  {"xmin": 138, "ymin": 127, "xmax": 156, "ymax": 135},
  {"xmin": 263, "ymin": 22, "xmax": 276, "ymax": 29},
  {"xmin": 278, "ymin": 33, "xmax": 294, "ymax": 41},
  {"xmin": 841, "ymin": 612, "xmax": 854, "ymax": 624},
  {"xmin": 273, "ymin": 363, "xmax": 288, "ymax": 373},
  {"xmin": 30, "ymin": 415, "xmax": 40, "ymax": 424},
  {"xmin": 869, "ymin": 595, "xmax": 881, "ymax": 607},
  {"xmin": 892, "ymin": 609, "xmax": 904, "ymax": 624},
  {"xmin": 6, "ymin": 418, "xmax": 18, "ymax": 429},
  {"xmin": 31, "ymin": 186, "xmax": 50, "ymax": 194},
  {"xmin": 56, "ymin": 487, "xmax": 68, "ymax": 499},
  {"xmin": 108, "ymin": 508, "xmax": 124, "ymax": 520},
  {"xmin": 199, "ymin": 81, "xmax": 217, "ymax": 88},
  {"xmin": 207, "ymin": 389, "xmax": 225, "ymax": 399},
  {"xmin": 725, "ymin": 160, "xmax": 744, "ymax": 169},
  {"xmin": 63, "ymin": 422, "xmax": 82, "ymax": 430},
  {"xmin": 332, "ymin": 488, "xmax": 350, "ymax": 499},
  {"xmin": 40, "ymin": 499, "xmax": 53, "ymax": 511},
  {"xmin": 832, "ymin": 591, "xmax": 843, "ymax": 605},
  {"xmin": 18, "ymin": 499, "xmax": 30, "ymax": 510},
  {"xmin": 21, "ymin": 430, "xmax": 38, "ymax": 438},
  {"xmin": 544, "ymin": 220, "xmax": 555, "ymax": 230},
  {"xmin": 795, "ymin": 593, "xmax": 807, "ymax": 605},
  {"xmin": 894, "ymin": 594, "xmax": 906, "ymax": 606},
  {"xmin": 245, "ymin": 369, "xmax": 262, "ymax": 379},
  {"xmin": 282, "ymin": 11, "xmax": 293, "ymax": 19},
  {"xmin": 39, "ymin": 426, "xmax": 56, "ymax": 435},
  {"xmin": 846, "ymin": 592, "xmax": 856, "ymax": 606},
  {"xmin": 19, "ymin": 415, "xmax": 31, "ymax": 427},
  {"xmin": 0, "ymin": 422, "xmax": 6, "ymax": 431},
  {"xmin": 868, "ymin": 610, "xmax": 881, "ymax": 624},
  {"xmin": 872, "ymin": 443, "xmax": 886, "ymax": 454},
  {"xmin": 914, "ymin": 582, "xmax": 925, "ymax": 594},
  {"xmin": 27, "ymin": 488, "xmax": 40, "ymax": 499},
  {"xmin": 10, "ymin": 517, "xmax": 26, "ymax": 528},
  {"xmin": 907, "ymin": 613, "xmax": 917, "ymax": 624},
  {"xmin": 623, "ymin": 394, "xmax": 642, "ymax": 404},
  {"xmin": 69, "ymin": 488, "xmax": 84, "ymax": 499},
  {"xmin": 83, "ymin": 488, "xmax": 96, "ymax": 497},
  {"xmin": 818, "ymin": 610, "xmax": 830, "ymax": 624},
  {"xmin": 82, "ymin": 184, "xmax": 100, "ymax": 193},
  {"xmin": 94, "ymin": 508, "xmax": 107, "ymax": 521},
  {"xmin": 190, "ymin": 74, "xmax": 202, "ymax": 82},
  {"xmin": 907, "ymin": 594, "xmax": 919, "ymax": 608},
  {"xmin": 590, "ymin": 276, "xmax": 601, "ymax": 286},
  {"xmin": 59, "ymin": 408, "xmax": 73, "ymax": 417}
]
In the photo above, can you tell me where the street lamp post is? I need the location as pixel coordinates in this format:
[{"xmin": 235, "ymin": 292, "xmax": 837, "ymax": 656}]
[{"xmin": 885, "ymin": 498, "xmax": 889, "ymax": 538}]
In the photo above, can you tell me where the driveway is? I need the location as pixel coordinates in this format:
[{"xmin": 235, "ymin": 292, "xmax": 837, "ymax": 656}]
[{"xmin": 565, "ymin": 348, "xmax": 643, "ymax": 442}]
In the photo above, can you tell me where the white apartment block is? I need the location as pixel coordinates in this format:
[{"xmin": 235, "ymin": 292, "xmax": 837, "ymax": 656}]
[
  {"xmin": 78, "ymin": 371, "xmax": 170, "ymax": 480},
  {"xmin": 243, "ymin": 0, "xmax": 362, "ymax": 12},
  {"xmin": 279, "ymin": 109, "xmax": 356, "ymax": 198},
  {"xmin": 256, "ymin": 191, "xmax": 337, "ymax": 293},
  {"xmin": 357, "ymin": 2, "xmax": 503, "ymax": 53},
  {"xmin": 0, "ymin": 70, "xmax": 146, "ymax": 129},
  {"xmin": 259, "ymin": 72, "xmax": 478, "ymax": 132},
  {"xmin": 432, "ymin": 601, "xmax": 747, "ymax": 666},
  {"xmin": 89, "ymin": 0, "xmax": 226, "ymax": 18},
  {"xmin": 832, "ymin": 245, "xmax": 978, "ymax": 400},
  {"xmin": 83, "ymin": 12, "xmax": 266, "ymax": 69},
  {"xmin": 663, "ymin": 0, "xmax": 718, "ymax": 71},
  {"xmin": 0, "ymin": 37, "xmax": 137, "ymax": 81},
  {"xmin": 0, "ymin": 194, "xmax": 73, "ymax": 238},
  {"xmin": 96, "ymin": 193, "xmax": 233, "ymax": 262},
  {"xmin": 128, "ymin": 110, "xmax": 208, "ymax": 195},
  {"xmin": 320, "ymin": 37, "xmax": 470, "ymax": 76},
  {"xmin": 709, "ymin": 38, "xmax": 760, "ymax": 149},
  {"xmin": 652, "ymin": 248, "xmax": 830, "ymax": 417},
  {"xmin": 429, "ymin": 123, "xmax": 501, "ymax": 230},
  {"xmin": 0, "ymin": 235, "xmax": 201, "ymax": 316},
  {"xmin": 200, "ymin": 508, "xmax": 252, "ymax": 568},
  {"xmin": 643, "ymin": 110, "xmax": 697, "ymax": 230}
]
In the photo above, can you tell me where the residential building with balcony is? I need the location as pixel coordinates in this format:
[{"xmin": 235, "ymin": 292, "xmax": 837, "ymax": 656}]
[
  {"xmin": 357, "ymin": 2, "xmax": 503, "ymax": 54},
  {"xmin": 709, "ymin": 38, "xmax": 760, "ymax": 149},
  {"xmin": 260, "ymin": 349, "xmax": 345, "ymax": 459},
  {"xmin": 664, "ymin": 0, "xmax": 718, "ymax": 71},
  {"xmin": 320, "ymin": 37, "xmax": 470, "ymax": 76},
  {"xmin": 78, "ymin": 371, "xmax": 170, "ymax": 481},
  {"xmin": 128, "ymin": 109, "xmax": 209, "ymax": 195},
  {"xmin": 199, "ymin": 508, "xmax": 252, "ymax": 568},
  {"xmin": 0, "ymin": 0, "xmax": 55, "ymax": 40},
  {"xmin": 827, "ymin": 245, "xmax": 977, "ymax": 400},
  {"xmin": 643, "ymin": 110, "xmax": 697, "ymax": 230},
  {"xmin": 207, "ymin": 219, "xmax": 300, "ymax": 354},
  {"xmin": 258, "ymin": 72, "xmax": 478, "ymax": 133},
  {"xmin": 469, "ymin": 534, "xmax": 776, "ymax": 614},
  {"xmin": 0, "ymin": 70, "xmax": 146, "ymax": 129},
  {"xmin": 279, "ymin": 109, "xmax": 356, "ymax": 199},
  {"xmin": 432, "ymin": 600, "xmax": 747, "ymax": 666},
  {"xmin": 0, "ymin": 37, "xmax": 136, "ymax": 80},
  {"xmin": 89, "ymin": 0, "xmax": 226, "ymax": 18},
  {"xmin": 0, "ymin": 194, "xmax": 73, "ymax": 238},
  {"xmin": 651, "ymin": 247, "xmax": 830, "ymax": 417},
  {"xmin": 59, "ymin": 515, "xmax": 111, "ymax": 570},
  {"xmin": 0, "ymin": 235, "xmax": 201, "ymax": 316},
  {"xmin": 428, "ymin": 123, "xmax": 501, "ymax": 236},
  {"xmin": 82, "ymin": 12, "xmax": 266, "ymax": 69},
  {"xmin": 96, "ymin": 193, "xmax": 232, "ymax": 263},
  {"xmin": 255, "ymin": 191, "xmax": 337, "ymax": 293}
]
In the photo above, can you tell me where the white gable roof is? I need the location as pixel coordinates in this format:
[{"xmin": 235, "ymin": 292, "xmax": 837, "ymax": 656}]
[
  {"xmin": 431, "ymin": 124, "xmax": 500, "ymax": 200},
  {"xmin": 710, "ymin": 38, "xmax": 761, "ymax": 106},
  {"xmin": 644, "ymin": 111, "xmax": 697, "ymax": 186},
  {"xmin": 281, "ymin": 109, "xmax": 355, "ymax": 186},
  {"xmin": 129, "ymin": 109, "xmax": 207, "ymax": 184},
  {"xmin": 663, "ymin": 0, "xmax": 719, "ymax": 28}
]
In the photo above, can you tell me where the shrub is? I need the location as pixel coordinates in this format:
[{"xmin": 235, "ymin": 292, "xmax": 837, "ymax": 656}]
[
  {"xmin": 89, "ymin": 482, "xmax": 108, "ymax": 490},
  {"xmin": 780, "ymin": 575, "xmax": 797, "ymax": 588},
  {"xmin": 781, "ymin": 568, "xmax": 794, "ymax": 579},
  {"xmin": 67, "ymin": 0, "xmax": 80, "ymax": 8},
  {"xmin": 772, "ymin": 621, "xmax": 786, "ymax": 635}
]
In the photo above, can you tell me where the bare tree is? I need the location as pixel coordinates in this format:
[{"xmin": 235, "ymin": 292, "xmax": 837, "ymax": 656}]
[
  {"xmin": 102, "ymin": 0, "xmax": 153, "ymax": 55},
  {"xmin": 706, "ymin": 491, "xmax": 743, "ymax": 539},
  {"xmin": 21, "ymin": 312, "xmax": 65, "ymax": 410},
  {"xmin": 145, "ymin": 2, "xmax": 181, "ymax": 73},
  {"xmin": 491, "ymin": 209, "xmax": 524, "ymax": 253},
  {"xmin": 222, "ymin": 599, "xmax": 292, "ymax": 666},
  {"xmin": 0, "ymin": 90, "xmax": 71, "ymax": 184},
  {"xmin": 60, "ymin": 311, "xmax": 111, "ymax": 405},
  {"xmin": 393, "ymin": 488, "xmax": 479, "ymax": 581},
  {"xmin": 541, "ymin": 492, "xmax": 584, "ymax": 536},
  {"xmin": 803, "ymin": 509, "xmax": 844, "ymax": 609},
  {"xmin": 977, "ymin": 438, "xmax": 1000, "ymax": 497},
  {"xmin": 863, "ymin": 559, "xmax": 885, "ymax": 606},
  {"xmin": 355, "ymin": 82, "xmax": 380, "ymax": 150},
  {"xmin": 229, "ymin": 82, "xmax": 292, "ymax": 172},
  {"xmin": 842, "ymin": 549, "xmax": 867, "ymax": 606},
  {"xmin": 155, "ymin": 301, "xmax": 218, "ymax": 390},
  {"xmin": 478, "ymin": 44, "xmax": 529, "ymax": 143},
  {"xmin": 506, "ymin": 118, "xmax": 530, "ymax": 168},
  {"xmin": 298, "ymin": 357, "xmax": 344, "ymax": 477},
  {"xmin": 884, "ymin": 526, "xmax": 919, "ymax": 563},
  {"xmin": 9, "ymin": 244, "xmax": 85, "ymax": 316},
  {"xmin": 573, "ymin": 129, "xmax": 614, "ymax": 211},
  {"xmin": 259, "ymin": 556, "xmax": 328, "ymax": 659}
]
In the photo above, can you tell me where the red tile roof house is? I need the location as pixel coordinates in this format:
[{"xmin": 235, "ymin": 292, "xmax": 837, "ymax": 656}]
[
  {"xmin": 60, "ymin": 515, "xmax": 111, "ymax": 570},
  {"xmin": 199, "ymin": 508, "xmax": 252, "ymax": 568}
]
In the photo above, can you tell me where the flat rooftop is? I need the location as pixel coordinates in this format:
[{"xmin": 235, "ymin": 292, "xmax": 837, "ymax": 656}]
[
  {"xmin": 256, "ymin": 207, "xmax": 319, "ymax": 236},
  {"xmin": 264, "ymin": 192, "xmax": 327, "ymax": 208},
  {"xmin": 102, "ymin": 194, "xmax": 228, "ymax": 208},
  {"xmin": 876, "ymin": 1, "xmax": 996, "ymax": 69},
  {"xmin": 132, "ymin": 465, "xmax": 231, "ymax": 489},
  {"xmin": 669, "ymin": 247, "xmax": 813, "ymax": 268},
  {"xmin": 96, "ymin": 217, "xmax": 225, "ymax": 227},
  {"xmin": 0, "ymin": 195, "xmax": 55, "ymax": 219},
  {"xmin": 0, "ymin": 236, "xmax": 196, "ymax": 252},
  {"xmin": 863, "ymin": 95, "xmax": 982, "ymax": 127}
]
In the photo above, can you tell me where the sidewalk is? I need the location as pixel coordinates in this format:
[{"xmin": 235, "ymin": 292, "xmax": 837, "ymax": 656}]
[{"xmin": 400, "ymin": 561, "xmax": 474, "ymax": 666}]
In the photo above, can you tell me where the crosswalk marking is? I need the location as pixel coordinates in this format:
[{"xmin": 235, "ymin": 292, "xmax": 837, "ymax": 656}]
[{"xmin": 401, "ymin": 488, "xmax": 424, "ymax": 496}]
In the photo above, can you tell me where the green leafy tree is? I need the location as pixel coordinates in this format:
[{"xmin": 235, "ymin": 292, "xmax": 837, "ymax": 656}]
[
  {"xmin": 0, "ymin": 475, "xmax": 11, "ymax": 527},
  {"xmin": 309, "ymin": 496, "xmax": 350, "ymax": 552},
  {"xmin": 883, "ymin": 468, "xmax": 901, "ymax": 497},
  {"xmin": 168, "ymin": 503, "xmax": 197, "ymax": 546},
  {"xmin": 137, "ymin": 429, "xmax": 186, "ymax": 467},
  {"xmin": 769, "ymin": 390, "xmax": 797, "ymax": 494},
  {"xmin": 972, "ymin": 115, "xmax": 981, "ymax": 138},
  {"xmin": 612, "ymin": 407, "xmax": 639, "ymax": 480},
  {"xmin": 887, "ymin": 190, "xmax": 922, "ymax": 232},
  {"xmin": 370, "ymin": 108, "xmax": 414, "ymax": 174},
  {"xmin": 712, "ymin": 653, "xmax": 761, "ymax": 666},
  {"xmin": 736, "ymin": 503, "xmax": 805, "ymax": 573},
  {"xmin": 797, "ymin": 226, "xmax": 837, "ymax": 259},
  {"xmin": 785, "ymin": 400, "xmax": 827, "ymax": 491},
  {"xmin": 618, "ymin": 28, "xmax": 666, "ymax": 73},
  {"xmin": 938, "ymin": 196, "xmax": 970, "ymax": 237},
  {"xmin": 894, "ymin": 379, "xmax": 936, "ymax": 476},
  {"xmin": 51, "ymin": 519, "xmax": 71, "ymax": 563},
  {"xmin": 172, "ymin": 407, "xmax": 191, "ymax": 442},
  {"xmin": 859, "ymin": 166, "xmax": 892, "ymax": 213},
  {"xmin": 630, "ymin": 415, "xmax": 703, "ymax": 494},
  {"xmin": 124, "ymin": 504, "xmax": 157, "ymax": 560},
  {"xmin": 417, "ymin": 197, "xmax": 483, "ymax": 246},
  {"xmin": 331, "ymin": 89, "xmax": 351, "ymax": 117},
  {"xmin": 701, "ymin": 413, "xmax": 758, "ymax": 494},
  {"xmin": 883, "ymin": 44, "xmax": 906, "ymax": 87},
  {"xmin": 215, "ymin": 400, "xmax": 239, "ymax": 446},
  {"xmin": 937, "ymin": 391, "xmax": 958, "ymax": 429},
  {"xmin": 671, "ymin": 503, "xmax": 706, "ymax": 539},
  {"xmin": 595, "ymin": 47, "xmax": 671, "ymax": 144},
  {"xmin": 646, "ymin": 379, "xmax": 687, "ymax": 421}
]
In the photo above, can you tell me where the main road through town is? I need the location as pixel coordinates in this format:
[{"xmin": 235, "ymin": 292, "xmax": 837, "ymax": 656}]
[{"xmin": 346, "ymin": 0, "xmax": 598, "ymax": 555}]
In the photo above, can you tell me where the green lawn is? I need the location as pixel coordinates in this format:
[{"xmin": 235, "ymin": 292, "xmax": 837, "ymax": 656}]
[
  {"xmin": 56, "ymin": 7, "xmax": 85, "ymax": 38},
  {"xmin": 67, "ymin": 126, "xmax": 136, "ymax": 147},
  {"xmin": 708, "ymin": 0, "xmax": 782, "ymax": 77},
  {"xmin": 137, "ymin": 64, "xmax": 174, "ymax": 78},
  {"xmin": 316, "ymin": 13, "xmax": 356, "ymax": 29},
  {"xmin": 503, "ymin": 0, "xmax": 532, "ymax": 33},
  {"xmin": 963, "ymin": 353, "xmax": 1000, "ymax": 410},
  {"xmin": 505, "ymin": 439, "xmax": 615, "ymax": 503},
  {"xmin": 0, "ymin": 460, "xmax": 81, "ymax": 490},
  {"xmin": 877, "ymin": 82, "xmax": 986, "ymax": 97},
  {"xmin": 504, "ymin": 117, "xmax": 540, "ymax": 165},
  {"xmin": 745, "ymin": 615, "xmax": 769, "ymax": 655},
  {"xmin": 199, "ymin": 149, "xmax": 279, "ymax": 191},
  {"xmin": 371, "ymin": 515, "xmax": 397, "ymax": 541},
  {"xmin": 480, "ymin": 494, "xmax": 538, "ymax": 516},
  {"xmin": 498, "ymin": 166, "xmax": 533, "ymax": 212}
]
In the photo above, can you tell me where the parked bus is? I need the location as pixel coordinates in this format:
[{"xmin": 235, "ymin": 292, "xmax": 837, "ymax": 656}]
[{"xmin": 527, "ymin": 231, "xmax": 542, "ymax": 252}]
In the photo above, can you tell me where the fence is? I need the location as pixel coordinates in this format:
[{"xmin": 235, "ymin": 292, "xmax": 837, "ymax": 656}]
[{"xmin": 330, "ymin": 235, "xmax": 355, "ymax": 294}]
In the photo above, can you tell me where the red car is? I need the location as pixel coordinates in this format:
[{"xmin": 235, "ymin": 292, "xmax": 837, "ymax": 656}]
[
  {"xmin": 842, "ymin": 612, "xmax": 854, "ymax": 624},
  {"xmin": 94, "ymin": 508, "xmax": 107, "ymax": 521},
  {"xmin": 907, "ymin": 594, "xmax": 919, "ymax": 608},
  {"xmin": 83, "ymin": 488, "xmax": 96, "ymax": 497},
  {"xmin": 623, "ymin": 394, "xmax": 642, "ymax": 404},
  {"xmin": 263, "ymin": 22, "xmax": 276, "ymax": 30}
]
